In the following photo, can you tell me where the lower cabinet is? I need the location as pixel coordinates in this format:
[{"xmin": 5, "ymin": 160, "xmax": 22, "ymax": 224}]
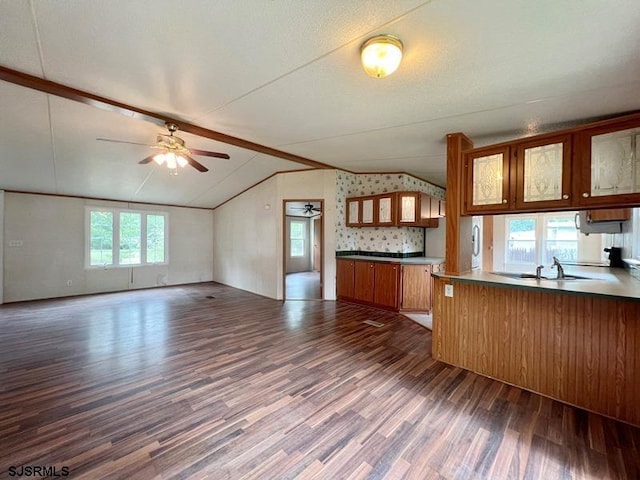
[
  {"xmin": 336, "ymin": 259, "xmax": 355, "ymax": 298},
  {"xmin": 372, "ymin": 263, "xmax": 399, "ymax": 309},
  {"xmin": 401, "ymin": 265, "xmax": 432, "ymax": 311},
  {"xmin": 337, "ymin": 259, "xmax": 399, "ymax": 310},
  {"xmin": 337, "ymin": 258, "xmax": 442, "ymax": 312}
]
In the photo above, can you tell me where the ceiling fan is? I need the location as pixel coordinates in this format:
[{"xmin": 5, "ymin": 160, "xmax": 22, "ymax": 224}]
[
  {"xmin": 292, "ymin": 203, "xmax": 322, "ymax": 215},
  {"xmin": 97, "ymin": 122, "xmax": 230, "ymax": 174}
]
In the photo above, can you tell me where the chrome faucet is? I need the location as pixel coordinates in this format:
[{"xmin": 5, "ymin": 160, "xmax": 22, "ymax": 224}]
[
  {"xmin": 551, "ymin": 256, "xmax": 565, "ymax": 279},
  {"xmin": 535, "ymin": 265, "xmax": 544, "ymax": 279}
]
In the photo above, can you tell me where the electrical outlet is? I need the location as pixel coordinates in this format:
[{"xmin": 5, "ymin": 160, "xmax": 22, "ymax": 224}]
[
  {"xmin": 66, "ymin": 280, "xmax": 73, "ymax": 287},
  {"xmin": 8, "ymin": 240, "xmax": 23, "ymax": 247},
  {"xmin": 445, "ymin": 284, "xmax": 454, "ymax": 297}
]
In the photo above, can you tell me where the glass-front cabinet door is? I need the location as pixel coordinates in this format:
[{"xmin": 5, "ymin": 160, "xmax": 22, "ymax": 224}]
[
  {"xmin": 361, "ymin": 198, "xmax": 374, "ymax": 225},
  {"xmin": 577, "ymin": 118, "xmax": 640, "ymax": 207},
  {"xmin": 464, "ymin": 146, "xmax": 511, "ymax": 213},
  {"xmin": 346, "ymin": 199, "xmax": 360, "ymax": 226},
  {"xmin": 398, "ymin": 192, "xmax": 418, "ymax": 224},
  {"xmin": 515, "ymin": 134, "xmax": 572, "ymax": 210},
  {"xmin": 376, "ymin": 194, "xmax": 396, "ymax": 225}
]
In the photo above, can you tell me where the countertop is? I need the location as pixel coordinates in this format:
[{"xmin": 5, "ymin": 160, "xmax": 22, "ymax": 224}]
[
  {"xmin": 434, "ymin": 266, "xmax": 640, "ymax": 301},
  {"xmin": 336, "ymin": 255, "xmax": 445, "ymax": 265}
]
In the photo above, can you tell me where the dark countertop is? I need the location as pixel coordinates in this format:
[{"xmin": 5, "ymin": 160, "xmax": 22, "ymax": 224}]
[
  {"xmin": 434, "ymin": 266, "xmax": 640, "ymax": 301},
  {"xmin": 336, "ymin": 255, "xmax": 445, "ymax": 265}
]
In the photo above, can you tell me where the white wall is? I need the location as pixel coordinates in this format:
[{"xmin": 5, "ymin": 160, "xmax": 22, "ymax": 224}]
[
  {"xmin": 424, "ymin": 218, "xmax": 446, "ymax": 257},
  {"xmin": 3, "ymin": 192, "xmax": 213, "ymax": 303},
  {"xmin": 212, "ymin": 169, "xmax": 337, "ymax": 301},
  {"xmin": 212, "ymin": 176, "xmax": 279, "ymax": 298}
]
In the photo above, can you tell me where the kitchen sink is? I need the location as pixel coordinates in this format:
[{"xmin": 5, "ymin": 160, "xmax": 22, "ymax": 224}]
[{"xmin": 491, "ymin": 272, "xmax": 592, "ymax": 281}]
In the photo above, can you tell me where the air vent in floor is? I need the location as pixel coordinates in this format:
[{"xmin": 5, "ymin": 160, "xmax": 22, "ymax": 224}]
[{"xmin": 363, "ymin": 320, "xmax": 384, "ymax": 327}]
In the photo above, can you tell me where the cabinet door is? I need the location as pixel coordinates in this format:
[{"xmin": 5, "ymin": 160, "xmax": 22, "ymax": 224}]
[
  {"xmin": 376, "ymin": 194, "xmax": 396, "ymax": 225},
  {"xmin": 398, "ymin": 192, "xmax": 419, "ymax": 224},
  {"xmin": 373, "ymin": 263, "xmax": 399, "ymax": 309},
  {"xmin": 361, "ymin": 198, "xmax": 375, "ymax": 225},
  {"xmin": 336, "ymin": 259, "xmax": 355, "ymax": 299},
  {"xmin": 587, "ymin": 208, "xmax": 631, "ymax": 222},
  {"xmin": 401, "ymin": 265, "xmax": 431, "ymax": 311},
  {"xmin": 346, "ymin": 199, "xmax": 360, "ymax": 226},
  {"xmin": 576, "ymin": 118, "xmax": 640, "ymax": 207},
  {"xmin": 354, "ymin": 261, "xmax": 375, "ymax": 303},
  {"xmin": 465, "ymin": 146, "xmax": 511, "ymax": 213},
  {"xmin": 515, "ymin": 134, "xmax": 572, "ymax": 210}
]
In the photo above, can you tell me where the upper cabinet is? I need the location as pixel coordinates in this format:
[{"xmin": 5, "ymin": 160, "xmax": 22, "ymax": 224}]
[
  {"xmin": 465, "ymin": 146, "xmax": 511, "ymax": 213},
  {"xmin": 346, "ymin": 191, "xmax": 440, "ymax": 227},
  {"xmin": 463, "ymin": 113, "xmax": 640, "ymax": 214},
  {"xmin": 575, "ymin": 117, "xmax": 640, "ymax": 207},
  {"xmin": 515, "ymin": 134, "xmax": 572, "ymax": 210},
  {"xmin": 375, "ymin": 193, "xmax": 397, "ymax": 225}
]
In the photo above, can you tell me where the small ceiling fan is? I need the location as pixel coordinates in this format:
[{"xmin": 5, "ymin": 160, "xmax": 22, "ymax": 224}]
[
  {"xmin": 97, "ymin": 122, "xmax": 230, "ymax": 174},
  {"xmin": 292, "ymin": 203, "xmax": 322, "ymax": 215}
]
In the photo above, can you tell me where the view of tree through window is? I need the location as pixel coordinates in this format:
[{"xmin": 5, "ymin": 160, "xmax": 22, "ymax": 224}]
[
  {"xmin": 146, "ymin": 214, "xmax": 165, "ymax": 263},
  {"xmin": 290, "ymin": 221, "xmax": 305, "ymax": 257},
  {"xmin": 119, "ymin": 212, "xmax": 142, "ymax": 265},
  {"xmin": 87, "ymin": 209, "xmax": 167, "ymax": 267},
  {"xmin": 89, "ymin": 211, "xmax": 113, "ymax": 266}
]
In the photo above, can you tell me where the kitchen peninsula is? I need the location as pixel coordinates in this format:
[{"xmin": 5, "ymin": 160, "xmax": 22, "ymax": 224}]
[{"xmin": 437, "ymin": 112, "xmax": 640, "ymax": 427}]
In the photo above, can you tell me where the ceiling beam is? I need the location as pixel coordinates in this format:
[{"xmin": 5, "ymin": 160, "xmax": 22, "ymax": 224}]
[{"xmin": 0, "ymin": 65, "xmax": 333, "ymax": 170}]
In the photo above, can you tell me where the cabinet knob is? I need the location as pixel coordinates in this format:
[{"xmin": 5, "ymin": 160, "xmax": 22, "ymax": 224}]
[
  {"xmin": 562, "ymin": 194, "xmax": 569, "ymax": 200},
  {"xmin": 370, "ymin": 264, "xmax": 374, "ymax": 268},
  {"xmin": 582, "ymin": 192, "xmax": 590, "ymax": 198},
  {"xmin": 502, "ymin": 199, "xmax": 508, "ymax": 204}
]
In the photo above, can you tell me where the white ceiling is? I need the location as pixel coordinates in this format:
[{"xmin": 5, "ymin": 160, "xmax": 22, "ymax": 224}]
[{"xmin": 1, "ymin": 0, "xmax": 639, "ymax": 207}]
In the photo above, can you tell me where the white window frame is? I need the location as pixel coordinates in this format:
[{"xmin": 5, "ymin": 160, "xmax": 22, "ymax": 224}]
[
  {"xmin": 290, "ymin": 220, "xmax": 306, "ymax": 258},
  {"xmin": 85, "ymin": 207, "xmax": 169, "ymax": 269},
  {"xmin": 503, "ymin": 211, "xmax": 607, "ymax": 271}
]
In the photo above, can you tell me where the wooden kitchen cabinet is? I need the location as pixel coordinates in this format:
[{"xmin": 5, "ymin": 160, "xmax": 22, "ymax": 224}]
[
  {"xmin": 464, "ymin": 145, "xmax": 511, "ymax": 213},
  {"xmin": 336, "ymin": 259, "xmax": 355, "ymax": 299},
  {"xmin": 372, "ymin": 263, "xmax": 400, "ymax": 309},
  {"xmin": 353, "ymin": 261, "xmax": 375, "ymax": 303},
  {"xmin": 345, "ymin": 191, "xmax": 439, "ymax": 227},
  {"xmin": 375, "ymin": 193, "xmax": 397, "ymax": 225},
  {"xmin": 461, "ymin": 113, "xmax": 640, "ymax": 215},
  {"xmin": 401, "ymin": 265, "xmax": 432, "ymax": 311},
  {"xmin": 336, "ymin": 259, "xmax": 401, "ymax": 310},
  {"xmin": 514, "ymin": 134, "xmax": 572, "ymax": 210},
  {"xmin": 586, "ymin": 208, "xmax": 631, "ymax": 222},
  {"xmin": 575, "ymin": 116, "xmax": 640, "ymax": 208},
  {"xmin": 346, "ymin": 199, "xmax": 360, "ymax": 227}
]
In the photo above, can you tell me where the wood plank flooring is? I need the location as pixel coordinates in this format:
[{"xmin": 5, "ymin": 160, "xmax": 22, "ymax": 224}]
[{"xmin": 0, "ymin": 283, "xmax": 639, "ymax": 479}]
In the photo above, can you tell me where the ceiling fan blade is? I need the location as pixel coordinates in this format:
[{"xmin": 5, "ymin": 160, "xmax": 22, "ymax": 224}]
[
  {"xmin": 139, "ymin": 154, "xmax": 156, "ymax": 164},
  {"xmin": 189, "ymin": 148, "xmax": 230, "ymax": 159},
  {"xmin": 97, "ymin": 138, "xmax": 159, "ymax": 148},
  {"xmin": 184, "ymin": 155, "xmax": 209, "ymax": 173}
]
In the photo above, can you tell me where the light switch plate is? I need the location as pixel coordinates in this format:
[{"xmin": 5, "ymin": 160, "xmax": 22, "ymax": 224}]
[{"xmin": 445, "ymin": 284, "xmax": 454, "ymax": 297}]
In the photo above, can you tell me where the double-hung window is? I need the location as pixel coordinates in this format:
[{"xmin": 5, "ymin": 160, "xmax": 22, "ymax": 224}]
[
  {"xmin": 504, "ymin": 212, "xmax": 579, "ymax": 270},
  {"xmin": 86, "ymin": 208, "xmax": 168, "ymax": 267}
]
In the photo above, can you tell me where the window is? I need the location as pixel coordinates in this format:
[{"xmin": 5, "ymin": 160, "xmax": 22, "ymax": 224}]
[
  {"xmin": 86, "ymin": 208, "xmax": 168, "ymax": 267},
  {"xmin": 290, "ymin": 221, "xmax": 306, "ymax": 257},
  {"xmin": 146, "ymin": 214, "xmax": 166, "ymax": 263},
  {"xmin": 506, "ymin": 217, "xmax": 536, "ymax": 264},
  {"xmin": 543, "ymin": 215, "xmax": 578, "ymax": 264},
  {"xmin": 89, "ymin": 211, "xmax": 114, "ymax": 266}
]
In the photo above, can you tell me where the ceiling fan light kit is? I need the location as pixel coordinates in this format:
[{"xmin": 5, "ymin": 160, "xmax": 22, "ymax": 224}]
[
  {"xmin": 360, "ymin": 34, "xmax": 403, "ymax": 78},
  {"xmin": 97, "ymin": 122, "xmax": 230, "ymax": 175}
]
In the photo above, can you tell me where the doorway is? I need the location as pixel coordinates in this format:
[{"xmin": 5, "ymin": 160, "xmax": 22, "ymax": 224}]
[{"xmin": 283, "ymin": 200, "xmax": 323, "ymax": 300}]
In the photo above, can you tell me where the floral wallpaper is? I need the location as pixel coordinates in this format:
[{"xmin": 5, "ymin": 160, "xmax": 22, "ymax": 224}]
[{"xmin": 335, "ymin": 171, "xmax": 445, "ymax": 253}]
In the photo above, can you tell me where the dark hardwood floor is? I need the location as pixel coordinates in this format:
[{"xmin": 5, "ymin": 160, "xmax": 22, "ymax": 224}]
[
  {"xmin": 0, "ymin": 283, "xmax": 638, "ymax": 479},
  {"xmin": 286, "ymin": 271, "xmax": 322, "ymax": 300}
]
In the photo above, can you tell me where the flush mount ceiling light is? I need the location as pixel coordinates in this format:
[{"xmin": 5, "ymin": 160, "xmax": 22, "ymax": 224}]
[{"xmin": 360, "ymin": 34, "xmax": 403, "ymax": 78}]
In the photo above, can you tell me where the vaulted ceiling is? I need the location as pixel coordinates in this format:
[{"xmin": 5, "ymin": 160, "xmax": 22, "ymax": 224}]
[{"xmin": 1, "ymin": 1, "xmax": 639, "ymax": 208}]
